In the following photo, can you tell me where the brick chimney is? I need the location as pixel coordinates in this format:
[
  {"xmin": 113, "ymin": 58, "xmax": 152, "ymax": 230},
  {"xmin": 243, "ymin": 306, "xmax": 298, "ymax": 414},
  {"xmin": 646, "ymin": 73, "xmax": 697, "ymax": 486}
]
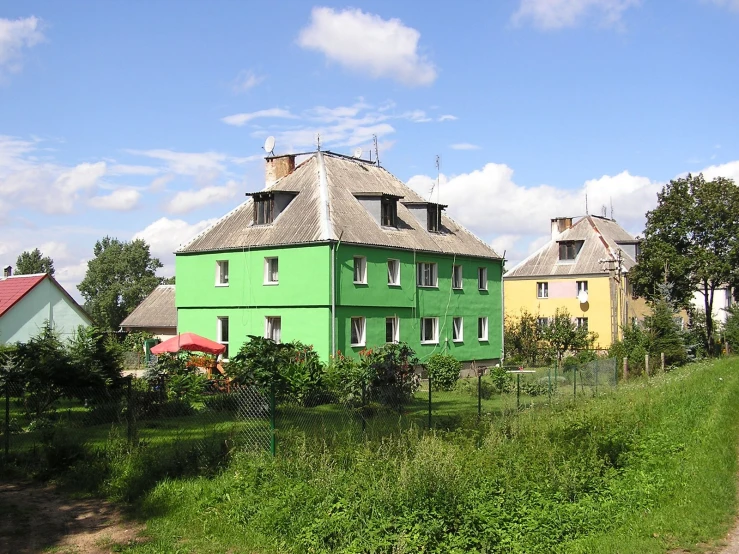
[
  {"xmin": 550, "ymin": 217, "xmax": 573, "ymax": 240},
  {"xmin": 2, "ymin": 265, "xmax": 11, "ymax": 278},
  {"xmin": 265, "ymin": 154, "xmax": 296, "ymax": 186}
]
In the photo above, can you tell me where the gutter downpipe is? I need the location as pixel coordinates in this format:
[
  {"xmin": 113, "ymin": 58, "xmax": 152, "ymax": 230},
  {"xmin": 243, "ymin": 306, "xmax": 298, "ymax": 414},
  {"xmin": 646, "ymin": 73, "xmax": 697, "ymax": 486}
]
[
  {"xmin": 501, "ymin": 253, "xmax": 506, "ymax": 364},
  {"xmin": 331, "ymin": 241, "xmax": 336, "ymax": 358}
]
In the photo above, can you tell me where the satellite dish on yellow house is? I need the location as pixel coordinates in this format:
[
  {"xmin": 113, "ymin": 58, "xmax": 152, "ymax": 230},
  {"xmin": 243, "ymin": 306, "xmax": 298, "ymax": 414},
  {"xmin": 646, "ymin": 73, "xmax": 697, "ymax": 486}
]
[{"xmin": 578, "ymin": 290, "xmax": 589, "ymax": 304}]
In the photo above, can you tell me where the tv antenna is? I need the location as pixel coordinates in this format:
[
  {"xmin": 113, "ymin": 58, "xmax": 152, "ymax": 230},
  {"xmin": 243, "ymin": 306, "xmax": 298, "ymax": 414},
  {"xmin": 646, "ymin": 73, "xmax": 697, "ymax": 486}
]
[
  {"xmin": 373, "ymin": 134, "xmax": 380, "ymax": 166},
  {"xmin": 353, "ymin": 147, "xmax": 363, "ymax": 159},
  {"xmin": 263, "ymin": 136, "xmax": 276, "ymax": 156}
]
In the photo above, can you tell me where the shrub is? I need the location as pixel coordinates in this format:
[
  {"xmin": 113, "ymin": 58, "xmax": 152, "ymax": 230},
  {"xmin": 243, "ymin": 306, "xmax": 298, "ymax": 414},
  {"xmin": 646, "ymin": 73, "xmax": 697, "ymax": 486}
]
[
  {"xmin": 426, "ymin": 354, "xmax": 462, "ymax": 391},
  {"xmin": 361, "ymin": 343, "xmax": 420, "ymax": 408},
  {"xmin": 726, "ymin": 306, "xmax": 739, "ymax": 354},
  {"xmin": 489, "ymin": 365, "xmax": 513, "ymax": 393},
  {"xmin": 455, "ymin": 376, "xmax": 495, "ymax": 399}
]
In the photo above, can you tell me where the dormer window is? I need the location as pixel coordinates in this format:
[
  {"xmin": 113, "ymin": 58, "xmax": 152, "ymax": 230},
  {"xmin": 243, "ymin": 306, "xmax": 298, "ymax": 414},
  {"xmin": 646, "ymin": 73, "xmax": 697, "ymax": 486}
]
[
  {"xmin": 381, "ymin": 196, "xmax": 398, "ymax": 227},
  {"xmin": 427, "ymin": 205, "xmax": 442, "ymax": 232},
  {"xmin": 558, "ymin": 241, "xmax": 583, "ymax": 261},
  {"xmin": 255, "ymin": 194, "xmax": 274, "ymax": 225},
  {"xmin": 248, "ymin": 190, "xmax": 298, "ymax": 226}
]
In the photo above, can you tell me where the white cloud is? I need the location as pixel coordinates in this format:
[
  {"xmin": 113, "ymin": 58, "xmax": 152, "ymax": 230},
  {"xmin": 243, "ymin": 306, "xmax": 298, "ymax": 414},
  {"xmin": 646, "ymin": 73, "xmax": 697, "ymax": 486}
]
[
  {"xmin": 297, "ymin": 7, "xmax": 437, "ymax": 86},
  {"xmin": 438, "ymin": 115, "xmax": 457, "ymax": 122},
  {"xmin": 108, "ymin": 164, "xmax": 160, "ymax": 176},
  {"xmin": 133, "ymin": 216, "xmax": 219, "ymax": 275},
  {"xmin": 0, "ymin": 16, "xmax": 44, "ymax": 75},
  {"xmin": 165, "ymin": 181, "xmax": 239, "ymax": 214},
  {"xmin": 221, "ymin": 108, "xmax": 297, "ymax": 127},
  {"xmin": 697, "ymin": 160, "xmax": 739, "ymax": 182},
  {"xmin": 232, "ymin": 70, "xmax": 265, "ymax": 93},
  {"xmin": 150, "ymin": 173, "xmax": 175, "ymax": 191},
  {"xmin": 88, "ymin": 188, "xmax": 141, "ymax": 211},
  {"xmin": 512, "ymin": 0, "xmax": 640, "ymax": 29},
  {"xmin": 128, "ymin": 149, "xmax": 227, "ymax": 176},
  {"xmin": 450, "ymin": 143, "xmax": 481, "ymax": 150}
]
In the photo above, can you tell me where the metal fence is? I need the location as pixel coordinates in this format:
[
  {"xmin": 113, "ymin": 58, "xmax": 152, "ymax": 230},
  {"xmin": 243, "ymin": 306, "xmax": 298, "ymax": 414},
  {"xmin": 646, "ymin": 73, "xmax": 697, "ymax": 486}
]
[{"xmin": 1, "ymin": 358, "xmax": 619, "ymax": 460}]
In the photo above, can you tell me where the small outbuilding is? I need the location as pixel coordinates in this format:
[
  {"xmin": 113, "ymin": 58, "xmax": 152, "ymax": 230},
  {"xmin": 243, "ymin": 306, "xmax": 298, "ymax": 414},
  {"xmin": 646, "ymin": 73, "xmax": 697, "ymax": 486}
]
[{"xmin": 120, "ymin": 284, "xmax": 177, "ymax": 341}]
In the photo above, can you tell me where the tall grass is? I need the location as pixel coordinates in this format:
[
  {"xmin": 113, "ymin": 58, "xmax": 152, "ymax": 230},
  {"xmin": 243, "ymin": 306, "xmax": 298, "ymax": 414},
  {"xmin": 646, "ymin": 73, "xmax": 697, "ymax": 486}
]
[{"xmin": 88, "ymin": 358, "xmax": 739, "ymax": 551}]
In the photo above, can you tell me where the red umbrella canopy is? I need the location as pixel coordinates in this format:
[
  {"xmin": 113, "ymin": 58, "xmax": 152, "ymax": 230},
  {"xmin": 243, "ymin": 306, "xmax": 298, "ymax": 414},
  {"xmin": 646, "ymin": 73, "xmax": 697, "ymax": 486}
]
[{"xmin": 150, "ymin": 332, "xmax": 226, "ymax": 355}]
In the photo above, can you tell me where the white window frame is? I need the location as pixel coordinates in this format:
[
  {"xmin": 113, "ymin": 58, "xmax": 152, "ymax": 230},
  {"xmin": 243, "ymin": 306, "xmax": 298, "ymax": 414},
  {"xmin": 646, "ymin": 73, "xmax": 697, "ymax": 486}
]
[
  {"xmin": 478, "ymin": 267, "xmax": 488, "ymax": 291},
  {"xmin": 576, "ymin": 280, "xmax": 588, "ymax": 296},
  {"xmin": 452, "ymin": 265, "xmax": 463, "ymax": 290},
  {"xmin": 416, "ymin": 262, "xmax": 438, "ymax": 288},
  {"xmin": 537, "ymin": 317, "xmax": 550, "ymax": 330},
  {"xmin": 217, "ymin": 316, "xmax": 229, "ymax": 359},
  {"xmin": 387, "ymin": 259, "xmax": 400, "ymax": 286},
  {"xmin": 576, "ymin": 317, "xmax": 588, "ymax": 331},
  {"xmin": 350, "ymin": 316, "xmax": 366, "ymax": 347},
  {"xmin": 265, "ymin": 316, "xmax": 282, "ymax": 343},
  {"xmin": 264, "ymin": 257, "xmax": 279, "ymax": 285},
  {"xmin": 386, "ymin": 316, "xmax": 399, "ymax": 344},
  {"xmin": 420, "ymin": 317, "xmax": 439, "ymax": 344},
  {"xmin": 537, "ymin": 282, "xmax": 549, "ymax": 299},
  {"xmin": 353, "ymin": 256, "xmax": 367, "ymax": 284},
  {"xmin": 478, "ymin": 317, "xmax": 489, "ymax": 342},
  {"xmin": 452, "ymin": 316, "xmax": 463, "ymax": 342},
  {"xmin": 215, "ymin": 260, "xmax": 229, "ymax": 286}
]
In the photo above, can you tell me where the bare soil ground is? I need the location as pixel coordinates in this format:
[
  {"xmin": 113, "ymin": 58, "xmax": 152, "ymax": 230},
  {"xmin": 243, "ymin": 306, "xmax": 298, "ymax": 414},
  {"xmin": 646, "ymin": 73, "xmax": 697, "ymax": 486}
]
[{"xmin": 0, "ymin": 482, "xmax": 146, "ymax": 554}]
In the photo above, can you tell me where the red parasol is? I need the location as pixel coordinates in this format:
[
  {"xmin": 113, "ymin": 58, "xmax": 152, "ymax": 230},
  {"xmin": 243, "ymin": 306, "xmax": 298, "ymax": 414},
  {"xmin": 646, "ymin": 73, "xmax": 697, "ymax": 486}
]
[{"xmin": 150, "ymin": 332, "xmax": 226, "ymax": 356}]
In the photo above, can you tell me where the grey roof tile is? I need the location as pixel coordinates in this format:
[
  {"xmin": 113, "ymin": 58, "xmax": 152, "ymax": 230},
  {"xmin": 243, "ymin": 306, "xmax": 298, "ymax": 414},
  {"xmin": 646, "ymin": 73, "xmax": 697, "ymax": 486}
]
[
  {"xmin": 120, "ymin": 285, "xmax": 177, "ymax": 329},
  {"xmin": 179, "ymin": 153, "xmax": 500, "ymax": 259}
]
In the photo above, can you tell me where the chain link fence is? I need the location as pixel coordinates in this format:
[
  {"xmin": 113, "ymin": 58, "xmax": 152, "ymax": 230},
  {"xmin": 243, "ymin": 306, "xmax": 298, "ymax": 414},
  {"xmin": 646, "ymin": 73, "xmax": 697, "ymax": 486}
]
[{"xmin": 2, "ymin": 357, "xmax": 620, "ymax": 461}]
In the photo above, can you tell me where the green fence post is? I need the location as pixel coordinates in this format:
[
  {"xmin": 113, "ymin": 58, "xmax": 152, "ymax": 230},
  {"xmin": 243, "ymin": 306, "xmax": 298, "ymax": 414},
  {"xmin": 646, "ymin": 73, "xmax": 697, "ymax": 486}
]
[
  {"xmin": 555, "ymin": 362, "xmax": 558, "ymax": 393},
  {"xmin": 126, "ymin": 376, "xmax": 133, "ymax": 444},
  {"xmin": 595, "ymin": 361, "xmax": 598, "ymax": 396},
  {"xmin": 516, "ymin": 373, "xmax": 521, "ymax": 411},
  {"xmin": 573, "ymin": 368, "xmax": 577, "ymax": 400},
  {"xmin": 428, "ymin": 374, "xmax": 432, "ymax": 429},
  {"xmin": 477, "ymin": 370, "xmax": 482, "ymax": 420},
  {"xmin": 361, "ymin": 380, "xmax": 366, "ymax": 435},
  {"xmin": 548, "ymin": 366, "xmax": 552, "ymax": 405},
  {"xmin": 4, "ymin": 381, "xmax": 9, "ymax": 458},
  {"xmin": 270, "ymin": 381, "xmax": 276, "ymax": 457}
]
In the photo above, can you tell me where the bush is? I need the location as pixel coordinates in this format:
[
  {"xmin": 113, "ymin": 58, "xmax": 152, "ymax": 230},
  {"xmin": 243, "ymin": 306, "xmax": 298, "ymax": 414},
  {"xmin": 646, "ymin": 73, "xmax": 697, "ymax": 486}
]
[
  {"xmin": 455, "ymin": 377, "xmax": 495, "ymax": 399},
  {"xmin": 361, "ymin": 343, "xmax": 420, "ymax": 408},
  {"xmin": 489, "ymin": 365, "xmax": 513, "ymax": 393},
  {"xmin": 724, "ymin": 306, "xmax": 739, "ymax": 354},
  {"xmin": 426, "ymin": 354, "xmax": 462, "ymax": 391}
]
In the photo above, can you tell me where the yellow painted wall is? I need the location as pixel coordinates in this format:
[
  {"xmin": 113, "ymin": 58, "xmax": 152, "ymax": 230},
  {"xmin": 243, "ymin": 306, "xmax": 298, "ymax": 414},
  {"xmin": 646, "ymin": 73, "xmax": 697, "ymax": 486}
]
[{"xmin": 504, "ymin": 276, "xmax": 613, "ymax": 349}]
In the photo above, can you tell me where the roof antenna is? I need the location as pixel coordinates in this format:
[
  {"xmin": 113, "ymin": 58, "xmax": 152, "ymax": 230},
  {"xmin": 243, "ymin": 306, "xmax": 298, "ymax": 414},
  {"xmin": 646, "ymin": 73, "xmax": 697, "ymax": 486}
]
[
  {"xmin": 373, "ymin": 134, "xmax": 380, "ymax": 167},
  {"xmin": 585, "ymin": 190, "xmax": 589, "ymax": 215},
  {"xmin": 316, "ymin": 133, "xmax": 321, "ymax": 152},
  {"xmin": 610, "ymin": 197, "xmax": 614, "ymax": 220}
]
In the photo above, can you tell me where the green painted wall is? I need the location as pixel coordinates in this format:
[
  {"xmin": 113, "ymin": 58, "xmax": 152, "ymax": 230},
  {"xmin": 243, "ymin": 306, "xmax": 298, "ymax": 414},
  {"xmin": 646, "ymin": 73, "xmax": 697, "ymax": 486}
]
[
  {"xmin": 176, "ymin": 242, "xmax": 502, "ymax": 363},
  {"xmin": 334, "ymin": 244, "xmax": 503, "ymax": 361}
]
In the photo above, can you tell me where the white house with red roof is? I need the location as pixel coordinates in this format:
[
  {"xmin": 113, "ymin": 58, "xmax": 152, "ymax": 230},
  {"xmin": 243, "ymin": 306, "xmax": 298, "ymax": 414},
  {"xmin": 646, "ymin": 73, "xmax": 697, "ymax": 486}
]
[{"xmin": 0, "ymin": 266, "xmax": 93, "ymax": 344}]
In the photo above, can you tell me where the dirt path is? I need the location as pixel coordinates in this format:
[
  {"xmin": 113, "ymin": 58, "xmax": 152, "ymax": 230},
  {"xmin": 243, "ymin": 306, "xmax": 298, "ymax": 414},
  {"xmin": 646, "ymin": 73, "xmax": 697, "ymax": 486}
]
[{"xmin": 0, "ymin": 482, "xmax": 146, "ymax": 554}]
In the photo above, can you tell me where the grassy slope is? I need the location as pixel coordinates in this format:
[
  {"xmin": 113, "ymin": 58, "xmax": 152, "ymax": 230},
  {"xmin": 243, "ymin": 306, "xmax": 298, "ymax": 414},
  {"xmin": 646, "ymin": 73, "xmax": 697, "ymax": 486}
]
[{"xmin": 123, "ymin": 357, "xmax": 739, "ymax": 554}]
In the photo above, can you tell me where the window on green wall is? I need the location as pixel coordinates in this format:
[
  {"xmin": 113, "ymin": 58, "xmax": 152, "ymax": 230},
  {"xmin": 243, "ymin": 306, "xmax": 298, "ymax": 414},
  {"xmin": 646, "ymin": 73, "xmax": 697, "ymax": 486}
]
[
  {"xmin": 417, "ymin": 262, "xmax": 437, "ymax": 287},
  {"xmin": 215, "ymin": 260, "xmax": 229, "ymax": 286},
  {"xmin": 265, "ymin": 316, "xmax": 281, "ymax": 343},
  {"xmin": 453, "ymin": 317, "xmax": 463, "ymax": 342},
  {"xmin": 217, "ymin": 317, "xmax": 229, "ymax": 358},
  {"xmin": 386, "ymin": 316, "xmax": 399, "ymax": 343},
  {"xmin": 478, "ymin": 267, "xmax": 488, "ymax": 291},
  {"xmin": 452, "ymin": 265, "xmax": 463, "ymax": 289},
  {"xmin": 478, "ymin": 317, "xmax": 488, "ymax": 341},
  {"xmin": 387, "ymin": 259, "xmax": 400, "ymax": 286},
  {"xmin": 353, "ymin": 256, "xmax": 367, "ymax": 284},
  {"xmin": 421, "ymin": 317, "xmax": 439, "ymax": 344},
  {"xmin": 351, "ymin": 317, "xmax": 366, "ymax": 347},
  {"xmin": 264, "ymin": 257, "xmax": 278, "ymax": 284}
]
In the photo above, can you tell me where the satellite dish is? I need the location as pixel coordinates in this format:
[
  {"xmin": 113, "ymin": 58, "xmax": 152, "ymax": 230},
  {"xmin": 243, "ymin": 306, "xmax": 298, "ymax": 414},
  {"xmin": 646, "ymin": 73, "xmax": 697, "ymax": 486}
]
[
  {"xmin": 353, "ymin": 147, "xmax": 363, "ymax": 158},
  {"xmin": 264, "ymin": 136, "xmax": 276, "ymax": 155},
  {"xmin": 578, "ymin": 290, "xmax": 589, "ymax": 304}
]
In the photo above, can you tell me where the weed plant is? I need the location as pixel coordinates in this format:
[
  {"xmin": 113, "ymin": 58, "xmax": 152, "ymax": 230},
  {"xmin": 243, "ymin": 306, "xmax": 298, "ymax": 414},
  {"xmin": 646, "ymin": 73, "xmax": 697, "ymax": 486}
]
[{"xmin": 118, "ymin": 357, "xmax": 739, "ymax": 553}]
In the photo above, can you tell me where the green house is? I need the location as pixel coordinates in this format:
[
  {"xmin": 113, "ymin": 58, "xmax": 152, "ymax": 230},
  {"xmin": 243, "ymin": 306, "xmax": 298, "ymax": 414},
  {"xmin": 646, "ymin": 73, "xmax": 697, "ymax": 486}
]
[{"xmin": 176, "ymin": 151, "xmax": 503, "ymax": 367}]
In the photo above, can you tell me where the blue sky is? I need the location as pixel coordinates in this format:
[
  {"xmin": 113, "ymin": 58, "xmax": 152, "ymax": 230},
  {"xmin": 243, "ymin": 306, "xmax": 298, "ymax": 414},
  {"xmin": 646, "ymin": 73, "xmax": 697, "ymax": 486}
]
[{"xmin": 1, "ymin": 0, "xmax": 738, "ymax": 298}]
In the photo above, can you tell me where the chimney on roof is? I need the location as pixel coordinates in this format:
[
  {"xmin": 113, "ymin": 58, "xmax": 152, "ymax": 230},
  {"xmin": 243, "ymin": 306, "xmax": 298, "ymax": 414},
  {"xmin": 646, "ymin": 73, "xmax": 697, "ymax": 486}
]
[
  {"xmin": 550, "ymin": 217, "xmax": 573, "ymax": 240},
  {"xmin": 3, "ymin": 265, "xmax": 11, "ymax": 278},
  {"xmin": 265, "ymin": 154, "xmax": 296, "ymax": 187}
]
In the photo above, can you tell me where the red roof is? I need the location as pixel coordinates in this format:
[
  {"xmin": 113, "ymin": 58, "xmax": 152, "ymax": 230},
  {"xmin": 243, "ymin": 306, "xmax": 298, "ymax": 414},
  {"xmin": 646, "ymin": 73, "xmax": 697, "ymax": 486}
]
[{"xmin": 0, "ymin": 274, "xmax": 48, "ymax": 317}]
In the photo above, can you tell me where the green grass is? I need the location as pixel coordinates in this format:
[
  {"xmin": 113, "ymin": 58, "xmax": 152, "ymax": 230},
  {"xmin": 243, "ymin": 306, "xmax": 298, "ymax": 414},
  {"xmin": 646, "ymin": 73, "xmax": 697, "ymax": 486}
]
[{"xmin": 99, "ymin": 357, "xmax": 739, "ymax": 553}]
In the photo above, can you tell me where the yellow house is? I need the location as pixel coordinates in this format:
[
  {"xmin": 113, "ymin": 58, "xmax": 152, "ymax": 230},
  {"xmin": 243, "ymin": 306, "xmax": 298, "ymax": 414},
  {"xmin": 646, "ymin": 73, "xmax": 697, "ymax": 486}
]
[{"xmin": 504, "ymin": 216, "xmax": 649, "ymax": 349}]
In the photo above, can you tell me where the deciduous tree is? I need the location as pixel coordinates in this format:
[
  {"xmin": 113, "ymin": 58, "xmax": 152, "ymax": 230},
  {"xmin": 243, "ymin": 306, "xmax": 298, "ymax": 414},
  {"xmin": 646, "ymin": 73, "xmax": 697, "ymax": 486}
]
[
  {"xmin": 631, "ymin": 174, "xmax": 739, "ymax": 354},
  {"xmin": 77, "ymin": 237, "xmax": 162, "ymax": 330}
]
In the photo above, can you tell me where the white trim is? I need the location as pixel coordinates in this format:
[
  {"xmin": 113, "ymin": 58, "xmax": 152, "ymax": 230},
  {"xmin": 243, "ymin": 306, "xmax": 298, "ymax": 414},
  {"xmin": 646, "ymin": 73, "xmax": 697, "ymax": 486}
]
[
  {"xmin": 350, "ymin": 316, "xmax": 366, "ymax": 347},
  {"xmin": 478, "ymin": 317, "xmax": 488, "ymax": 342},
  {"xmin": 264, "ymin": 257, "xmax": 279, "ymax": 284},
  {"xmin": 477, "ymin": 266, "xmax": 488, "ymax": 291},
  {"xmin": 452, "ymin": 264, "xmax": 463, "ymax": 290},
  {"xmin": 452, "ymin": 316, "xmax": 463, "ymax": 342},
  {"xmin": 215, "ymin": 260, "xmax": 229, "ymax": 286},
  {"xmin": 353, "ymin": 256, "xmax": 367, "ymax": 284},
  {"xmin": 387, "ymin": 258, "xmax": 400, "ymax": 286},
  {"xmin": 265, "ymin": 316, "xmax": 282, "ymax": 343},
  {"xmin": 386, "ymin": 316, "xmax": 399, "ymax": 343},
  {"xmin": 420, "ymin": 317, "xmax": 439, "ymax": 344},
  {"xmin": 217, "ymin": 316, "xmax": 229, "ymax": 359},
  {"xmin": 417, "ymin": 262, "xmax": 438, "ymax": 288}
]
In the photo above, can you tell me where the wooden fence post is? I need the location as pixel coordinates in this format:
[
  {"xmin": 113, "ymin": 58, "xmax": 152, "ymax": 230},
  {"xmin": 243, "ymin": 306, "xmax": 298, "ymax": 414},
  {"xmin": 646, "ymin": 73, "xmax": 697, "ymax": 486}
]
[
  {"xmin": 645, "ymin": 354, "xmax": 650, "ymax": 376},
  {"xmin": 661, "ymin": 352, "xmax": 665, "ymax": 372},
  {"xmin": 623, "ymin": 357, "xmax": 628, "ymax": 381}
]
